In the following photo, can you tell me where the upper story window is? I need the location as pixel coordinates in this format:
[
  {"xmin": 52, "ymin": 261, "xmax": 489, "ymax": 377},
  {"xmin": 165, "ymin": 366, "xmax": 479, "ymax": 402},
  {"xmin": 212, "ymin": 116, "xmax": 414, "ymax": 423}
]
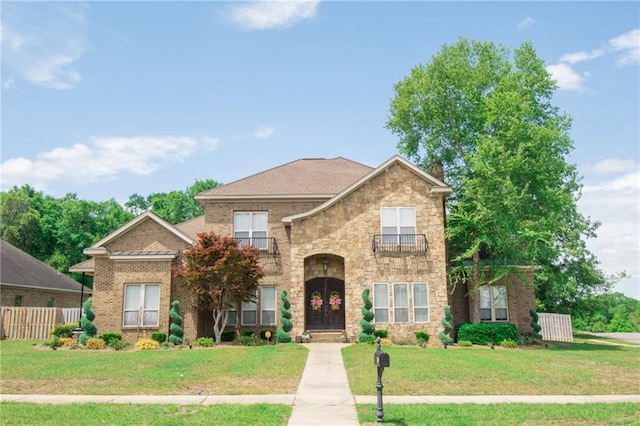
[
  {"xmin": 234, "ymin": 212, "xmax": 268, "ymax": 250},
  {"xmin": 480, "ymin": 285, "xmax": 508, "ymax": 321},
  {"xmin": 381, "ymin": 207, "xmax": 416, "ymax": 245}
]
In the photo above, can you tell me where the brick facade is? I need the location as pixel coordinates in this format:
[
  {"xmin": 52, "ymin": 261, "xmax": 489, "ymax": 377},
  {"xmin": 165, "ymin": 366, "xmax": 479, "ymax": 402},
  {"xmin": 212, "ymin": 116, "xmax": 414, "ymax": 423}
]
[{"xmin": 0, "ymin": 286, "xmax": 89, "ymax": 308}]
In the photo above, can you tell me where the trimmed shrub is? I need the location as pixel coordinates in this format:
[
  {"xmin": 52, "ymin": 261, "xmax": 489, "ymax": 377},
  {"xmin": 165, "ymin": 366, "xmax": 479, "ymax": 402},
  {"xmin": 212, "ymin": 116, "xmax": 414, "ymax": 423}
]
[
  {"xmin": 51, "ymin": 323, "xmax": 77, "ymax": 338},
  {"xmin": 530, "ymin": 309, "xmax": 543, "ymax": 340},
  {"xmin": 195, "ymin": 337, "xmax": 214, "ymax": 347},
  {"xmin": 58, "ymin": 337, "xmax": 74, "ymax": 347},
  {"xmin": 101, "ymin": 332, "xmax": 122, "ymax": 346},
  {"xmin": 457, "ymin": 323, "xmax": 519, "ymax": 345},
  {"xmin": 151, "ymin": 332, "xmax": 167, "ymax": 344},
  {"xmin": 438, "ymin": 305, "xmax": 454, "ymax": 347},
  {"xmin": 86, "ymin": 338, "xmax": 106, "ymax": 350},
  {"xmin": 135, "ymin": 338, "xmax": 160, "ymax": 350},
  {"xmin": 108, "ymin": 339, "xmax": 131, "ymax": 351},
  {"xmin": 80, "ymin": 298, "xmax": 97, "ymax": 345},
  {"xmin": 415, "ymin": 331, "xmax": 430, "ymax": 345},
  {"xmin": 277, "ymin": 290, "xmax": 293, "ymax": 343},
  {"xmin": 358, "ymin": 288, "xmax": 375, "ymax": 343},
  {"xmin": 500, "ymin": 339, "xmax": 518, "ymax": 348},
  {"xmin": 237, "ymin": 333, "xmax": 262, "ymax": 346},
  {"xmin": 44, "ymin": 336, "xmax": 61, "ymax": 349},
  {"xmin": 221, "ymin": 331, "xmax": 236, "ymax": 342},
  {"xmin": 458, "ymin": 340, "xmax": 473, "ymax": 347},
  {"xmin": 374, "ymin": 329, "xmax": 388, "ymax": 338},
  {"xmin": 169, "ymin": 300, "xmax": 184, "ymax": 345}
]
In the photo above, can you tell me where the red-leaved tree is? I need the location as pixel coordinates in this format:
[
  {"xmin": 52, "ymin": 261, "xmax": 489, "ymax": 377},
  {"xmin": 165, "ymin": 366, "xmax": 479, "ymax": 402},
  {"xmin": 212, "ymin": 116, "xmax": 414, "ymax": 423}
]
[{"xmin": 173, "ymin": 232, "xmax": 263, "ymax": 344}]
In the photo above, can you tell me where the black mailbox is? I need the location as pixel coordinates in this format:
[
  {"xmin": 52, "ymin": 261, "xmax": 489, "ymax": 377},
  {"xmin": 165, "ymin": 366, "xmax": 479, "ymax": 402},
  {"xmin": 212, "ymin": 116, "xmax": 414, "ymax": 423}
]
[{"xmin": 375, "ymin": 351, "xmax": 390, "ymax": 368}]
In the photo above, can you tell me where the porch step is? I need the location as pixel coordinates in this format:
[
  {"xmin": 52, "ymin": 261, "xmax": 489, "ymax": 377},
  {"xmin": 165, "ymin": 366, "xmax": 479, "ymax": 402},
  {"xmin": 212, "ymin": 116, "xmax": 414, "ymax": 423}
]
[{"xmin": 307, "ymin": 331, "xmax": 345, "ymax": 343}]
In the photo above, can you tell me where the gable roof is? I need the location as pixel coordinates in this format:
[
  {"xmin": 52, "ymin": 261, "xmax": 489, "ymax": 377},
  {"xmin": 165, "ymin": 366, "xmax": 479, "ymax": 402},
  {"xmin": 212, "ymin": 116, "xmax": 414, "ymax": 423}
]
[
  {"xmin": 282, "ymin": 155, "xmax": 451, "ymax": 224},
  {"xmin": 195, "ymin": 157, "xmax": 374, "ymax": 200},
  {"xmin": 85, "ymin": 211, "xmax": 194, "ymax": 256},
  {"xmin": 175, "ymin": 215, "xmax": 206, "ymax": 241},
  {"xmin": 1, "ymin": 239, "xmax": 91, "ymax": 294}
]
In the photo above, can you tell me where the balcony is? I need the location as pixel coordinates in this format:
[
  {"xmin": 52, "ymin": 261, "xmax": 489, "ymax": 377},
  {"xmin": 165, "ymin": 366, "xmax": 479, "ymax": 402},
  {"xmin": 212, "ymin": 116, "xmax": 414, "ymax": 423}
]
[
  {"xmin": 372, "ymin": 234, "xmax": 428, "ymax": 255},
  {"xmin": 236, "ymin": 237, "xmax": 279, "ymax": 256}
]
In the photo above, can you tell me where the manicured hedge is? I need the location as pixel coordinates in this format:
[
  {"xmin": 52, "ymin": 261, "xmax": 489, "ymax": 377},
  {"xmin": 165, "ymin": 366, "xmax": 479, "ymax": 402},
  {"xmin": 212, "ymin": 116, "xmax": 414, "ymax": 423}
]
[{"xmin": 457, "ymin": 323, "xmax": 518, "ymax": 345}]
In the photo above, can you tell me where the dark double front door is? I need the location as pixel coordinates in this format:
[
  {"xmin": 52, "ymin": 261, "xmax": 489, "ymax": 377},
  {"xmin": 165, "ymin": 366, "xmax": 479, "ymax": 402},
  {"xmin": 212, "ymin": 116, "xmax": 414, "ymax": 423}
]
[{"xmin": 305, "ymin": 278, "xmax": 345, "ymax": 330}]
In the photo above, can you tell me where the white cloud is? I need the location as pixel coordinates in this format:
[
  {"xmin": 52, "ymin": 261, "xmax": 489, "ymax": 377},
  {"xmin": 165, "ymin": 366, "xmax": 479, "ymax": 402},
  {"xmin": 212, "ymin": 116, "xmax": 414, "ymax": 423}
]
[
  {"xmin": 589, "ymin": 158, "xmax": 639, "ymax": 176},
  {"xmin": 609, "ymin": 28, "xmax": 640, "ymax": 66},
  {"xmin": 251, "ymin": 125, "xmax": 275, "ymax": 139},
  {"xmin": 0, "ymin": 135, "xmax": 219, "ymax": 191},
  {"xmin": 1, "ymin": 3, "xmax": 87, "ymax": 90},
  {"xmin": 517, "ymin": 17, "xmax": 534, "ymax": 30},
  {"xmin": 560, "ymin": 48, "xmax": 604, "ymax": 65},
  {"xmin": 578, "ymin": 161, "xmax": 640, "ymax": 299},
  {"xmin": 546, "ymin": 63, "xmax": 587, "ymax": 91},
  {"xmin": 229, "ymin": 0, "xmax": 319, "ymax": 31}
]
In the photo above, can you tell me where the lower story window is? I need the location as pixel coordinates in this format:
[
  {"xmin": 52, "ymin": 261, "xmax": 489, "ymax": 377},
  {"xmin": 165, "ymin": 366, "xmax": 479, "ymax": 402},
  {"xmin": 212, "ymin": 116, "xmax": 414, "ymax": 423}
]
[
  {"xmin": 14, "ymin": 295, "xmax": 22, "ymax": 307},
  {"xmin": 261, "ymin": 286, "xmax": 276, "ymax": 325},
  {"xmin": 413, "ymin": 283, "xmax": 429, "ymax": 323},
  {"xmin": 241, "ymin": 297, "xmax": 257, "ymax": 325},
  {"xmin": 393, "ymin": 283, "xmax": 409, "ymax": 323},
  {"xmin": 123, "ymin": 284, "xmax": 160, "ymax": 327},
  {"xmin": 480, "ymin": 285, "xmax": 508, "ymax": 321},
  {"xmin": 373, "ymin": 283, "xmax": 389, "ymax": 323}
]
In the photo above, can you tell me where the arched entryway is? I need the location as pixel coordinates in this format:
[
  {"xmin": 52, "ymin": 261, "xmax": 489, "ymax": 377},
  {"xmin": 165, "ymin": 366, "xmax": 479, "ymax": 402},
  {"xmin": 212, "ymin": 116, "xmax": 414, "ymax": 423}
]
[{"xmin": 305, "ymin": 277, "xmax": 345, "ymax": 331}]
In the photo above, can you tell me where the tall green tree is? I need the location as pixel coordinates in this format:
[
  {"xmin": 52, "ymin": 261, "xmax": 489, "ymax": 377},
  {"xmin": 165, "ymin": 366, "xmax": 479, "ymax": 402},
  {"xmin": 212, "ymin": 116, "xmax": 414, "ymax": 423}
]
[
  {"xmin": 387, "ymin": 38, "xmax": 614, "ymax": 314},
  {"xmin": 173, "ymin": 232, "xmax": 263, "ymax": 344}
]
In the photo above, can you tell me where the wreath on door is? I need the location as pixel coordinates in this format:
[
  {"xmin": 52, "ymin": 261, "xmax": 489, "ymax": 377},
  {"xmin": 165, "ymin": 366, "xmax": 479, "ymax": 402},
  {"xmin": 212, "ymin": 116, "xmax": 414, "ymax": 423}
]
[
  {"xmin": 310, "ymin": 291, "xmax": 323, "ymax": 311},
  {"xmin": 329, "ymin": 291, "xmax": 342, "ymax": 311}
]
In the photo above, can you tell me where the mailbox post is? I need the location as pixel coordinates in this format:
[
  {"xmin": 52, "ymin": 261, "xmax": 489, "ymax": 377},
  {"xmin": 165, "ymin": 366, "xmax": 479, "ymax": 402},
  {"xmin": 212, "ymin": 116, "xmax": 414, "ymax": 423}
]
[{"xmin": 373, "ymin": 336, "xmax": 390, "ymax": 423}]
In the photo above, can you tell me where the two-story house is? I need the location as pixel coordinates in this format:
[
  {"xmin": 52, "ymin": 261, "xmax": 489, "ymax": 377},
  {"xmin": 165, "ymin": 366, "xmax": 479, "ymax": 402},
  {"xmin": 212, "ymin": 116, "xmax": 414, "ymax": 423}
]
[{"xmin": 76, "ymin": 155, "xmax": 535, "ymax": 344}]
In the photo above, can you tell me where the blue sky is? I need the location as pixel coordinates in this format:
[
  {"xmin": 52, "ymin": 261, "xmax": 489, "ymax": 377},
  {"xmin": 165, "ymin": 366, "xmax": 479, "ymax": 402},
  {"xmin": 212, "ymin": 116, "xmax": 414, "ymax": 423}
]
[{"xmin": 1, "ymin": 1, "xmax": 638, "ymax": 299}]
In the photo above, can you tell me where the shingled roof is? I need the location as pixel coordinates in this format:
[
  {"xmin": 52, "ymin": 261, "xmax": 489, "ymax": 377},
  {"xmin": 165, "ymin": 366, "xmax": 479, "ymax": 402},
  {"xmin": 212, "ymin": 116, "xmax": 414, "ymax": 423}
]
[
  {"xmin": 196, "ymin": 157, "xmax": 374, "ymax": 199},
  {"xmin": 1, "ymin": 239, "xmax": 91, "ymax": 294}
]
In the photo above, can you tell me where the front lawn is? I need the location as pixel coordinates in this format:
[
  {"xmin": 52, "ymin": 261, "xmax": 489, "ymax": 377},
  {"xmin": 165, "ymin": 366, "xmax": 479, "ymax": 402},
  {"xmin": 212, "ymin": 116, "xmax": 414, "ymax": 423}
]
[
  {"xmin": 357, "ymin": 403, "xmax": 640, "ymax": 425},
  {"xmin": 343, "ymin": 341, "xmax": 640, "ymax": 395},
  {"xmin": 0, "ymin": 402, "xmax": 290, "ymax": 425},
  {"xmin": 0, "ymin": 341, "xmax": 307, "ymax": 395}
]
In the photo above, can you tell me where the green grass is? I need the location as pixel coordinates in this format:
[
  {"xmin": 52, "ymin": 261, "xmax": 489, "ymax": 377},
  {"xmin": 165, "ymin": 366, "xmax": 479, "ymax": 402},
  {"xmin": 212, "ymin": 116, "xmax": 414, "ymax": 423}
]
[
  {"xmin": 356, "ymin": 403, "xmax": 640, "ymax": 425},
  {"xmin": 343, "ymin": 342, "xmax": 640, "ymax": 395},
  {"xmin": 0, "ymin": 402, "xmax": 290, "ymax": 425},
  {"xmin": 0, "ymin": 341, "xmax": 307, "ymax": 395}
]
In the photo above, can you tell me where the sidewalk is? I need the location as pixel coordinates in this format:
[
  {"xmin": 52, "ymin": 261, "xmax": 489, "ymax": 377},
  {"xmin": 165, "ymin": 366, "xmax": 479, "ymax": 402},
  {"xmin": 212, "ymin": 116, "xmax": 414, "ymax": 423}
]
[{"xmin": 2, "ymin": 342, "xmax": 639, "ymax": 425}]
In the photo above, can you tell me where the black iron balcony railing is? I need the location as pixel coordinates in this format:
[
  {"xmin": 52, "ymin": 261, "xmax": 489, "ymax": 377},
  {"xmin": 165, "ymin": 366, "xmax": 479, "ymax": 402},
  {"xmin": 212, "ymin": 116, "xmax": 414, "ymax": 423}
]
[
  {"xmin": 372, "ymin": 234, "xmax": 428, "ymax": 255},
  {"xmin": 236, "ymin": 237, "xmax": 279, "ymax": 256}
]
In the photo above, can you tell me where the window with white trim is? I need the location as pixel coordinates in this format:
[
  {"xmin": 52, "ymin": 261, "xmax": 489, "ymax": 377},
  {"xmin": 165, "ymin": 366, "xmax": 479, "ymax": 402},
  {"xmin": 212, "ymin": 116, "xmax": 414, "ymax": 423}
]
[
  {"xmin": 413, "ymin": 283, "xmax": 429, "ymax": 323},
  {"xmin": 480, "ymin": 285, "xmax": 508, "ymax": 321},
  {"xmin": 261, "ymin": 286, "xmax": 276, "ymax": 325},
  {"xmin": 225, "ymin": 306, "xmax": 237, "ymax": 325},
  {"xmin": 393, "ymin": 283, "xmax": 409, "ymax": 323},
  {"xmin": 123, "ymin": 284, "xmax": 160, "ymax": 327},
  {"xmin": 241, "ymin": 296, "xmax": 257, "ymax": 325},
  {"xmin": 381, "ymin": 207, "xmax": 416, "ymax": 245},
  {"xmin": 373, "ymin": 283, "xmax": 389, "ymax": 323},
  {"xmin": 234, "ymin": 212, "xmax": 268, "ymax": 250}
]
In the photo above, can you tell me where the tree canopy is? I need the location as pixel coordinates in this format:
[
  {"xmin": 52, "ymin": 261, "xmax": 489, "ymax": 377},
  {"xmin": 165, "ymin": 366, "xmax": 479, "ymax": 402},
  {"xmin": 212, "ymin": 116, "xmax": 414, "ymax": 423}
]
[
  {"xmin": 387, "ymin": 38, "xmax": 615, "ymax": 312},
  {"xmin": 173, "ymin": 232, "xmax": 264, "ymax": 343}
]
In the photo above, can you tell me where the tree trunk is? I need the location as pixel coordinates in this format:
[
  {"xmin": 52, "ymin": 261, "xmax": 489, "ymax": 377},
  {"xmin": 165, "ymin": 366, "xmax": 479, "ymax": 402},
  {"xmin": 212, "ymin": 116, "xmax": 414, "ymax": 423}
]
[
  {"xmin": 470, "ymin": 250, "xmax": 481, "ymax": 323},
  {"xmin": 212, "ymin": 309, "xmax": 226, "ymax": 344}
]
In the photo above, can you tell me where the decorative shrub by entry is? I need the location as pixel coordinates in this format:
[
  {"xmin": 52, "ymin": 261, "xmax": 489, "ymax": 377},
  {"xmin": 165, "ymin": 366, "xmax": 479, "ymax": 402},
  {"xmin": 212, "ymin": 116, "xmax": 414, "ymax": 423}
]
[
  {"xmin": 358, "ymin": 288, "xmax": 375, "ymax": 343},
  {"xmin": 169, "ymin": 300, "xmax": 184, "ymax": 345},
  {"xmin": 79, "ymin": 298, "xmax": 97, "ymax": 345},
  {"xmin": 457, "ymin": 323, "xmax": 519, "ymax": 345},
  {"xmin": 277, "ymin": 289, "xmax": 293, "ymax": 343},
  {"xmin": 151, "ymin": 332, "xmax": 167, "ymax": 344}
]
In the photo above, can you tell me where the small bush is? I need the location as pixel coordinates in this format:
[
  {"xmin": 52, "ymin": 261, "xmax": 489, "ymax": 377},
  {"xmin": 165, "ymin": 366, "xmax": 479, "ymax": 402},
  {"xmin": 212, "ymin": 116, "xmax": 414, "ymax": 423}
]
[
  {"xmin": 135, "ymin": 338, "xmax": 160, "ymax": 350},
  {"xmin": 86, "ymin": 338, "xmax": 106, "ymax": 350},
  {"xmin": 101, "ymin": 332, "xmax": 122, "ymax": 346},
  {"xmin": 458, "ymin": 340, "xmax": 473, "ymax": 347},
  {"xmin": 51, "ymin": 323, "xmax": 77, "ymax": 338},
  {"xmin": 500, "ymin": 339, "xmax": 518, "ymax": 348},
  {"xmin": 161, "ymin": 341, "xmax": 172, "ymax": 349},
  {"xmin": 151, "ymin": 332, "xmax": 167, "ymax": 344},
  {"xmin": 44, "ymin": 336, "xmax": 61, "ymax": 349},
  {"xmin": 58, "ymin": 337, "xmax": 74, "ymax": 347},
  {"xmin": 236, "ymin": 333, "xmax": 262, "ymax": 346},
  {"xmin": 108, "ymin": 339, "xmax": 131, "ymax": 351},
  {"xmin": 390, "ymin": 337, "xmax": 409, "ymax": 346},
  {"xmin": 457, "ymin": 323, "xmax": 519, "ymax": 345},
  {"xmin": 221, "ymin": 331, "xmax": 236, "ymax": 342},
  {"xmin": 195, "ymin": 337, "xmax": 214, "ymax": 347},
  {"xmin": 415, "ymin": 331, "xmax": 430, "ymax": 345},
  {"xmin": 374, "ymin": 329, "xmax": 388, "ymax": 338}
]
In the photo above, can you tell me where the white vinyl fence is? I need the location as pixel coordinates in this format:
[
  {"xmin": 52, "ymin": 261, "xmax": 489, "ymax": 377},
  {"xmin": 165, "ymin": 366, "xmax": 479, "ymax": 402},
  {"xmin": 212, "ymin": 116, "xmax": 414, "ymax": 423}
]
[
  {"xmin": 61, "ymin": 307, "xmax": 84, "ymax": 324},
  {"xmin": 538, "ymin": 313, "xmax": 573, "ymax": 342}
]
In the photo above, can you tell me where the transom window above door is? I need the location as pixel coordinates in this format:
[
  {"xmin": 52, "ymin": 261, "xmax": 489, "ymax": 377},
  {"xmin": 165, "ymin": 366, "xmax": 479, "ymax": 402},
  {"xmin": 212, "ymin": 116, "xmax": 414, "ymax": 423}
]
[{"xmin": 234, "ymin": 212, "xmax": 268, "ymax": 250}]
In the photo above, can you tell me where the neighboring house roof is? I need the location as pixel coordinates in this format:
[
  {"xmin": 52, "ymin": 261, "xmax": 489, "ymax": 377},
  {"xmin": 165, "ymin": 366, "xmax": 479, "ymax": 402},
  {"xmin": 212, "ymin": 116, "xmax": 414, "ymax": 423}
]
[
  {"xmin": 282, "ymin": 155, "xmax": 452, "ymax": 224},
  {"xmin": 0, "ymin": 239, "xmax": 91, "ymax": 294},
  {"xmin": 195, "ymin": 157, "xmax": 374, "ymax": 200},
  {"xmin": 84, "ymin": 211, "xmax": 194, "ymax": 256}
]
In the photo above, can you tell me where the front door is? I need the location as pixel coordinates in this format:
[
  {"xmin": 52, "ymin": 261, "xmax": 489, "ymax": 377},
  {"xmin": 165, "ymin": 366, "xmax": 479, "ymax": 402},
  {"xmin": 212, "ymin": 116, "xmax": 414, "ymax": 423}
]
[{"xmin": 305, "ymin": 278, "xmax": 345, "ymax": 330}]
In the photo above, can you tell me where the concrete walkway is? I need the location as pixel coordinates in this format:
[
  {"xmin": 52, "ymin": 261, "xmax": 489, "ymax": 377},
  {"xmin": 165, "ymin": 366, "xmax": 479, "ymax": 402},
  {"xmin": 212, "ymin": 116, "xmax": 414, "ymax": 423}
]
[{"xmin": 288, "ymin": 343, "xmax": 358, "ymax": 426}]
